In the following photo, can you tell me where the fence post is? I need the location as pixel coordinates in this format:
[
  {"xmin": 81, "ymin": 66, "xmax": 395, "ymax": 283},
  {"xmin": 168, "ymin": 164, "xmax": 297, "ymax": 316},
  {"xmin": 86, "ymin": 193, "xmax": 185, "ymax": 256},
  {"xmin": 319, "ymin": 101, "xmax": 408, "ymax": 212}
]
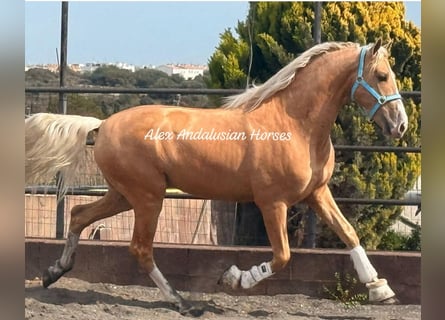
[
  {"xmin": 56, "ymin": 2, "xmax": 69, "ymax": 239},
  {"xmin": 302, "ymin": 1, "xmax": 323, "ymax": 248},
  {"xmin": 302, "ymin": 208, "xmax": 317, "ymax": 248}
]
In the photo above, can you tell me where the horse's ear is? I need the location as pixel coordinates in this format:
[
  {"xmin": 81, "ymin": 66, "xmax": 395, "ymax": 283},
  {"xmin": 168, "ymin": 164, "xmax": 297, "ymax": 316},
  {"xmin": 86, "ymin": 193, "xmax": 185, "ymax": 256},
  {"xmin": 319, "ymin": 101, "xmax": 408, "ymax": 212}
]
[
  {"xmin": 383, "ymin": 39, "xmax": 394, "ymax": 52},
  {"xmin": 372, "ymin": 38, "xmax": 382, "ymax": 55}
]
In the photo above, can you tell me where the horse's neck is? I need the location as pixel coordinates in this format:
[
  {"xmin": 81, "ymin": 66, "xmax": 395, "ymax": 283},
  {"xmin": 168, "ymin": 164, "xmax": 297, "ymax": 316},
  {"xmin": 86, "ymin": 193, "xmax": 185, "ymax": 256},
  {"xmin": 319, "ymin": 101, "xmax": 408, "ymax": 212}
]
[{"xmin": 271, "ymin": 48, "xmax": 358, "ymax": 144}]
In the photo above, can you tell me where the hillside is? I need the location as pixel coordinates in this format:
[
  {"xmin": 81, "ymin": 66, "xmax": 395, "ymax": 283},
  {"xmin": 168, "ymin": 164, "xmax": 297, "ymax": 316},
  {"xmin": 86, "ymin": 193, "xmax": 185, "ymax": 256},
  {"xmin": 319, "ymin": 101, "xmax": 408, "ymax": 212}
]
[{"xmin": 25, "ymin": 66, "xmax": 213, "ymax": 117}]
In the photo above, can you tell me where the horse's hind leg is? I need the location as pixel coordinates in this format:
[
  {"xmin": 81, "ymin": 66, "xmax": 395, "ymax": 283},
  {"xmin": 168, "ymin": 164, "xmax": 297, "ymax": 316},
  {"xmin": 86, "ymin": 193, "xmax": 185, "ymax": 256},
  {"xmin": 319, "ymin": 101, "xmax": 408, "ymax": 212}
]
[
  {"xmin": 220, "ymin": 201, "xmax": 289, "ymax": 289},
  {"xmin": 129, "ymin": 197, "xmax": 200, "ymax": 315},
  {"xmin": 306, "ymin": 184, "xmax": 397, "ymax": 303},
  {"xmin": 42, "ymin": 186, "xmax": 131, "ymax": 288}
]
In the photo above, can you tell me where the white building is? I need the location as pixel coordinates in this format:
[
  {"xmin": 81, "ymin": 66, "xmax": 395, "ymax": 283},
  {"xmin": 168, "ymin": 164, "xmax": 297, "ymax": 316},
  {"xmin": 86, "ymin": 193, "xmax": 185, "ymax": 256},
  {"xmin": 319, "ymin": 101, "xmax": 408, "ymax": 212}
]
[
  {"xmin": 156, "ymin": 64, "xmax": 207, "ymax": 80},
  {"xmin": 26, "ymin": 62, "xmax": 206, "ymax": 77},
  {"xmin": 25, "ymin": 64, "xmax": 59, "ymax": 73},
  {"xmin": 77, "ymin": 63, "xmax": 102, "ymax": 73},
  {"xmin": 113, "ymin": 62, "xmax": 136, "ymax": 72},
  {"xmin": 76, "ymin": 62, "xmax": 137, "ymax": 73}
]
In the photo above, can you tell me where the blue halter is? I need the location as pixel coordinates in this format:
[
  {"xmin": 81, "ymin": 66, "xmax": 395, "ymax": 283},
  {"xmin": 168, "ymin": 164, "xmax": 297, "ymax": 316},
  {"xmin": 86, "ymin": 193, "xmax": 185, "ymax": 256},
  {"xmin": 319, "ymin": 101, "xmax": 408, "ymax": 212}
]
[{"xmin": 350, "ymin": 47, "xmax": 402, "ymax": 120}]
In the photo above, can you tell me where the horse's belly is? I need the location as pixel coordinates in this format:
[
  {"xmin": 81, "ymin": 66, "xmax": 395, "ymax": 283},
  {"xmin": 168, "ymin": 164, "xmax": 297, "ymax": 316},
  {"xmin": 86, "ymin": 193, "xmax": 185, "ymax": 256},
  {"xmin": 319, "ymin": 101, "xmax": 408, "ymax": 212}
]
[{"xmin": 165, "ymin": 166, "xmax": 254, "ymax": 202}]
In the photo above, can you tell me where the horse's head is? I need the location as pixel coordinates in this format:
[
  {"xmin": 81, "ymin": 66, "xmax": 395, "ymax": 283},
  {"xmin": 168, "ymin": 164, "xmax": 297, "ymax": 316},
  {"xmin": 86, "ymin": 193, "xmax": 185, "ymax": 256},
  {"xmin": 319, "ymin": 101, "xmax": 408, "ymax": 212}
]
[{"xmin": 351, "ymin": 39, "xmax": 408, "ymax": 139}]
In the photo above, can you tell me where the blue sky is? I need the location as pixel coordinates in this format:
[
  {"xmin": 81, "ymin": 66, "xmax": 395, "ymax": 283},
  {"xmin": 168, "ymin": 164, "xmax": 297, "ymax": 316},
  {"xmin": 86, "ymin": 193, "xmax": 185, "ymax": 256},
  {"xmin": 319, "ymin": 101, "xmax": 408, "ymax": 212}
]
[{"xmin": 25, "ymin": 1, "xmax": 421, "ymax": 66}]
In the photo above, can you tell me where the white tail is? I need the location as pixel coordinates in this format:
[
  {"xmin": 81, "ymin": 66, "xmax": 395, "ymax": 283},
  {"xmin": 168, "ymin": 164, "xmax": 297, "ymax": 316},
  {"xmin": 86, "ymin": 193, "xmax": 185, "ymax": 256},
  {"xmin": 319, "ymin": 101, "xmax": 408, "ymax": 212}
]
[{"xmin": 25, "ymin": 113, "xmax": 103, "ymax": 196}]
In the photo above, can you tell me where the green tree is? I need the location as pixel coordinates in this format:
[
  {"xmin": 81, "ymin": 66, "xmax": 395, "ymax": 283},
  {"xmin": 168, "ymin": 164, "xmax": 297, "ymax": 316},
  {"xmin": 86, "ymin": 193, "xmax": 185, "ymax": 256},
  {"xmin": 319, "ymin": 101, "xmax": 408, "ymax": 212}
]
[
  {"xmin": 208, "ymin": 2, "xmax": 421, "ymax": 249},
  {"xmin": 25, "ymin": 68, "xmax": 59, "ymax": 87},
  {"xmin": 133, "ymin": 68, "xmax": 171, "ymax": 88},
  {"xmin": 90, "ymin": 65, "xmax": 135, "ymax": 87},
  {"xmin": 47, "ymin": 94, "xmax": 106, "ymax": 119}
]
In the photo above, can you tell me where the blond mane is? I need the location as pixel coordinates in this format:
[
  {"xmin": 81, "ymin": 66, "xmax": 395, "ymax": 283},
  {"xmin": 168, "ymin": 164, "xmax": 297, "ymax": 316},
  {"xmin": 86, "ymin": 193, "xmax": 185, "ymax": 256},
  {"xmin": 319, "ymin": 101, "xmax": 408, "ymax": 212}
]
[{"xmin": 223, "ymin": 41, "xmax": 360, "ymax": 112}]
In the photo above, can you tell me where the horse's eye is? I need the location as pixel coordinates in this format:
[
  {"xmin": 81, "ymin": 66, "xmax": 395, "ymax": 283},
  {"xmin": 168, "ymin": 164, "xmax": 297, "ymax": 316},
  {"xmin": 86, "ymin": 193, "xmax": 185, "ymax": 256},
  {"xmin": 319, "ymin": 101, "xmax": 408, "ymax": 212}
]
[{"xmin": 377, "ymin": 72, "xmax": 388, "ymax": 82}]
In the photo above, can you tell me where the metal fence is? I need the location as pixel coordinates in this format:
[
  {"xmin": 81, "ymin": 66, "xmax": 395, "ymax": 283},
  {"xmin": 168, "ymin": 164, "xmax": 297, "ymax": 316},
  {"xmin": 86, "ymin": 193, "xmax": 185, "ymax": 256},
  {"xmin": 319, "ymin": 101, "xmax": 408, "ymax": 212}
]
[
  {"xmin": 24, "ymin": 87, "xmax": 421, "ymax": 244},
  {"xmin": 25, "ymin": 193, "xmax": 219, "ymax": 244}
]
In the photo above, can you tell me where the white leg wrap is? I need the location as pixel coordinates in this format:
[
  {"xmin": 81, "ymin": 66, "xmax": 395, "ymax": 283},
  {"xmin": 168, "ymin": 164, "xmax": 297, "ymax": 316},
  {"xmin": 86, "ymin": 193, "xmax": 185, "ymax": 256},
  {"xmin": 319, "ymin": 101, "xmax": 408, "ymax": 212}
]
[
  {"xmin": 350, "ymin": 245, "xmax": 378, "ymax": 284},
  {"xmin": 222, "ymin": 265, "xmax": 242, "ymax": 289},
  {"xmin": 240, "ymin": 262, "xmax": 274, "ymax": 289}
]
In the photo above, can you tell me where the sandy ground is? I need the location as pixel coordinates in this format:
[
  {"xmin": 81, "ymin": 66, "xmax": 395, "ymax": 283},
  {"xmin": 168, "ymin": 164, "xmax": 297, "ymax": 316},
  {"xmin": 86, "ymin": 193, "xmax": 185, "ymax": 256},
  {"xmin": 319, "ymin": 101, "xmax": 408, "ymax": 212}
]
[{"xmin": 25, "ymin": 277, "xmax": 420, "ymax": 320}]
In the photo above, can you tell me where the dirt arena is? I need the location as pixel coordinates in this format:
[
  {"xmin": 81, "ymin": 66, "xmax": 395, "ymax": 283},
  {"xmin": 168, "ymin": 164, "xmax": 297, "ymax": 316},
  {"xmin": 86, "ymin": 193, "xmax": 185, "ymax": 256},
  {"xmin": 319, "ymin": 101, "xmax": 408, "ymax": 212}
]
[{"xmin": 25, "ymin": 277, "xmax": 420, "ymax": 320}]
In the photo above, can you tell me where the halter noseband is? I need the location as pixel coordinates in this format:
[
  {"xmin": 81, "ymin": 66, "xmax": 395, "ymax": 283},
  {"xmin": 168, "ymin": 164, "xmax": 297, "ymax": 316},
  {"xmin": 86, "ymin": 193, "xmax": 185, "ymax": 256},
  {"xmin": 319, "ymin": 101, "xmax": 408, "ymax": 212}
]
[{"xmin": 350, "ymin": 47, "xmax": 402, "ymax": 120}]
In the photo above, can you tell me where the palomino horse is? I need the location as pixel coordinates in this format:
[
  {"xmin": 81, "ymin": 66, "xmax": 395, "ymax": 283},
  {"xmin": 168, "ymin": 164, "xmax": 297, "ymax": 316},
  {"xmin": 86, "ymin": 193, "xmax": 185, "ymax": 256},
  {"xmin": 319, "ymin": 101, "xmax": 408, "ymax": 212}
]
[{"xmin": 25, "ymin": 40, "xmax": 408, "ymax": 313}]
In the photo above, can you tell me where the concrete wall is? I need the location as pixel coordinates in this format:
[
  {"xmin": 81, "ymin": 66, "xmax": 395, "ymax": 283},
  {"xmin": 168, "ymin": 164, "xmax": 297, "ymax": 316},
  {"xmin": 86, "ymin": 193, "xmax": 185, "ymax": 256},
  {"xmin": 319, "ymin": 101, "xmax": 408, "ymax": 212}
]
[{"xmin": 25, "ymin": 238, "xmax": 420, "ymax": 304}]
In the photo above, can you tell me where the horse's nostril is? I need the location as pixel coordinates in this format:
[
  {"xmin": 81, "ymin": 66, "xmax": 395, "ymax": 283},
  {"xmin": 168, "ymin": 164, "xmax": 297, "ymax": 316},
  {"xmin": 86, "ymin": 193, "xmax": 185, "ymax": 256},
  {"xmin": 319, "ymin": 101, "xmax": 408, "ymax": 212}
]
[
  {"xmin": 399, "ymin": 122, "xmax": 407, "ymax": 134},
  {"xmin": 391, "ymin": 122, "xmax": 407, "ymax": 138}
]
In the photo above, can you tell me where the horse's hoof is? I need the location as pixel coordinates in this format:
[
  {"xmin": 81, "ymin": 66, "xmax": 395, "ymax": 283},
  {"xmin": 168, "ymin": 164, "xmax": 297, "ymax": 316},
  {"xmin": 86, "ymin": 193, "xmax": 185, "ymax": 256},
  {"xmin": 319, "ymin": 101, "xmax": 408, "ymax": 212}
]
[
  {"xmin": 42, "ymin": 257, "xmax": 75, "ymax": 288},
  {"xmin": 218, "ymin": 265, "xmax": 241, "ymax": 290},
  {"xmin": 42, "ymin": 269, "xmax": 56, "ymax": 288},
  {"xmin": 366, "ymin": 278, "xmax": 396, "ymax": 303},
  {"xmin": 379, "ymin": 296, "xmax": 400, "ymax": 305},
  {"xmin": 178, "ymin": 301, "xmax": 204, "ymax": 317}
]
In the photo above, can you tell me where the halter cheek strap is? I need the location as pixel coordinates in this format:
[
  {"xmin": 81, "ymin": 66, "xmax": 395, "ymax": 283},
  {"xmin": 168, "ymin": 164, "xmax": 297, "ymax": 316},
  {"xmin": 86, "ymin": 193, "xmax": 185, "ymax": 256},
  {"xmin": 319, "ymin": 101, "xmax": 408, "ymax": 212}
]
[{"xmin": 350, "ymin": 47, "xmax": 402, "ymax": 120}]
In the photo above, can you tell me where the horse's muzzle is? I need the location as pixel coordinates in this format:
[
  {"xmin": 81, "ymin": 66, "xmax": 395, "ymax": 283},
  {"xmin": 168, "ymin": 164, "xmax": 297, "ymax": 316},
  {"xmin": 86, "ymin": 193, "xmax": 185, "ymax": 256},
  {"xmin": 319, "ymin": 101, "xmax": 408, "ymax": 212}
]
[{"xmin": 390, "ymin": 120, "xmax": 407, "ymax": 139}]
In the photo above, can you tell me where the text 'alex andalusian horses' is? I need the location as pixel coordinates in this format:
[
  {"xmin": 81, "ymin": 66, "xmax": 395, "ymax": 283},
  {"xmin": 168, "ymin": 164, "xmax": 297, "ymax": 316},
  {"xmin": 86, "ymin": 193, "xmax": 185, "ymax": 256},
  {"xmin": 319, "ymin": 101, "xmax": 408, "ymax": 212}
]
[{"xmin": 25, "ymin": 40, "xmax": 408, "ymax": 314}]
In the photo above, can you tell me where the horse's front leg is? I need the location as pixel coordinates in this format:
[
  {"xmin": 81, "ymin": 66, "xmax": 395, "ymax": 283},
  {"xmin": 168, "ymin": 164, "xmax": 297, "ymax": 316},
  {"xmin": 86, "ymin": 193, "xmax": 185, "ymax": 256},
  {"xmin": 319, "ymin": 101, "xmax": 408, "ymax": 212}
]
[
  {"xmin": 219, "ymin": 201, "xmax": 289, "ymax": 289},
  {"xmin": 306, "ymin": 184, "xmax": 397, "ymax": 303}
]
